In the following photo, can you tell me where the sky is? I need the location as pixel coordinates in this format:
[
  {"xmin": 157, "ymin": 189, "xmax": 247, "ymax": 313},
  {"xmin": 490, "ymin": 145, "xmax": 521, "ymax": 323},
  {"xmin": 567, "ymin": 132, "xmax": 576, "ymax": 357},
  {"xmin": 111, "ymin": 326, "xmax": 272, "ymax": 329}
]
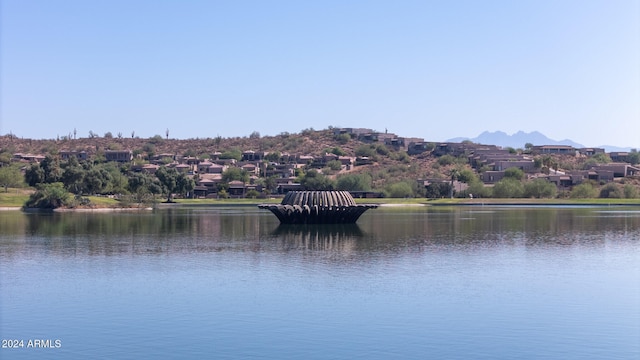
[{"xmin": 1, "ymin": 1, "xmax": 639, "ymax": 148}]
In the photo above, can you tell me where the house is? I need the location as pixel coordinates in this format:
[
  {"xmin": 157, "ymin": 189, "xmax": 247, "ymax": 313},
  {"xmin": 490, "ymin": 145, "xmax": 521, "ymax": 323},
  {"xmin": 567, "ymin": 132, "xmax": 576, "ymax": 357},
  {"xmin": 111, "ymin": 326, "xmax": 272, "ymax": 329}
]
[
  {"xmin": 531, "ymin": 145, "xmax": 576, "ymax": 155},
  {"xmin": 227, "ymin": 180, "xmax": 246, "ymax": 197},
  {"xmin": 198, "ymin": 161, "xmax": 225, "ymax": 174},
  {"xmin": 174, "ymin": 163, "xmax": 192, "ymax": 174},
  {"xmin": 407, "ymin": 142, "xmax": 431, "ymax": 155},
  {"xmin": 60, "ymin": 150, "xmax": 89, "ymax": 161},
  {"xmin": 591, "ymin": 163, "xmax": 640, "ymax": 177},
  {"xmin": 242, "ymin": 150, "xmax": 263, "ymax": 161},
  {"xmin": 609, "ymin": 152, "xmax": 630, "ymax": 162},
  {"xmin": 12, "ymin": 153, "xmax": 45, "ymax": 163},
  {"xmin": 241, "ymin": 163, "xmax": 259, "ymax": 175},
  {"xmin": 141, "ymin": 164, "xmax": 160, "ymax": 174},
  {"xmin": 194, "ymin": 174, "xmax": 222, "ymax": 198},
  {"xmin": 578, "ymin": 148, "xmax": 605, "ymax": 156},
  {"xmin": 104, "ymin": 150, "xmax": 133, "ymax": 162},
  {"xmin": 481, "ymin": 171, "xmax": 506, "ymax": 184}
]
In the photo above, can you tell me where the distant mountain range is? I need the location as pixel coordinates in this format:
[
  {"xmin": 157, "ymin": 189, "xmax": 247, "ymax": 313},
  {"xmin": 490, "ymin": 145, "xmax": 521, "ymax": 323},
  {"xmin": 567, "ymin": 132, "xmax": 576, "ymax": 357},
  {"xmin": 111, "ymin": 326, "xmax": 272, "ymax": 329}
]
[{"xmin": 447, "ymin": 131, "xmax": 631, "ymax": 153}]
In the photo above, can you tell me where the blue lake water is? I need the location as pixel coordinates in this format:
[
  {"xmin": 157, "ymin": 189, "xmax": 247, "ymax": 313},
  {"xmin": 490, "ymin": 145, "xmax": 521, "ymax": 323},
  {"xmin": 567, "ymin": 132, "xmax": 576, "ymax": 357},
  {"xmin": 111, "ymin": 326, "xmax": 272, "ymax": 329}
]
[{"xmin": 1, "ymin": 206, "xmax": 639, "ymax": 359}]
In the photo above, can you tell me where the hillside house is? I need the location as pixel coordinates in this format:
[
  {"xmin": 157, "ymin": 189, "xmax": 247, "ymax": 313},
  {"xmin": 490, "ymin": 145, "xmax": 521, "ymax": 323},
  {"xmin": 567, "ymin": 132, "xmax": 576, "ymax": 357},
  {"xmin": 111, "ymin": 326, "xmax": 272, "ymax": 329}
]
[
  {"xmin": 531, "ymin": 145, "xmax": 575, "ymax": 155},
  {"xmin": 105, "ymin": 150, "xmax": 133, "ymax": 162},
  {"xmin": 578, "ymin": 148, "xmax": 605, "ymax": 156},
  {"xmin": 407, "ymin": 142, "xmax": 431, "ymax": 155},
  {"xmin": 60, "ymin": 150, "xmax": 89, "ymax": 161}
]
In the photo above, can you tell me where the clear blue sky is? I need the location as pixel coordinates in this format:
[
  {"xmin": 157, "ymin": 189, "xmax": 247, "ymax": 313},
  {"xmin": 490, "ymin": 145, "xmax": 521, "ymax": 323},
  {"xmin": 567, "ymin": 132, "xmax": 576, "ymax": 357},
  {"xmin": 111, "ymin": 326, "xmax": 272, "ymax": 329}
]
[{"xmin": 2, "ymin": 0, "xmax": 639, "ymax": 148}]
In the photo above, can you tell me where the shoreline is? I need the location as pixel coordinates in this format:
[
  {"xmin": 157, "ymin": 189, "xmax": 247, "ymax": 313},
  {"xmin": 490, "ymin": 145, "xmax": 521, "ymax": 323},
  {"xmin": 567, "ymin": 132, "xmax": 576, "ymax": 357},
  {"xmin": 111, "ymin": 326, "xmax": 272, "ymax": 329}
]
[{"xmin": 3, "ymin": 201, "xmax": 639, "ymax": 212}]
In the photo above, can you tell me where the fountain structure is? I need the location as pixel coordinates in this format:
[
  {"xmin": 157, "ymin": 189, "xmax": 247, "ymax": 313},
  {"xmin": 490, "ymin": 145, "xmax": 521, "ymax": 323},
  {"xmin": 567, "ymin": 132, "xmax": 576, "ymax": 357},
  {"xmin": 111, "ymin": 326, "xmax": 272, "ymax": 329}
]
[{"xmin": 258, "ymin": 191, "xmax": 378, "ymax": 224}]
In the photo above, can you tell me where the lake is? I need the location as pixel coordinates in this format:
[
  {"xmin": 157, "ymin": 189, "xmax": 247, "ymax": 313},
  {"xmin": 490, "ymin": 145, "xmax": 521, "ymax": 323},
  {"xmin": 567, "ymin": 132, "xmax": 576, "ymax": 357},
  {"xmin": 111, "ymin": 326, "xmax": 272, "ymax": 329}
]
[{"xmin": 1, "ymin": 205, "xmax": 639, "ymax": 359}]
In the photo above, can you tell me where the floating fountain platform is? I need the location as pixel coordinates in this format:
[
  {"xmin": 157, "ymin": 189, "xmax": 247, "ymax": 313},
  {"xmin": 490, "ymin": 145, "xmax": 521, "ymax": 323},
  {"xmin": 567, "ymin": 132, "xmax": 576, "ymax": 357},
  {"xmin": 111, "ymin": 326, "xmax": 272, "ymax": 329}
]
[{"xmin": 258, "ymin": 191, "xmax": 378, "ymax": 224}]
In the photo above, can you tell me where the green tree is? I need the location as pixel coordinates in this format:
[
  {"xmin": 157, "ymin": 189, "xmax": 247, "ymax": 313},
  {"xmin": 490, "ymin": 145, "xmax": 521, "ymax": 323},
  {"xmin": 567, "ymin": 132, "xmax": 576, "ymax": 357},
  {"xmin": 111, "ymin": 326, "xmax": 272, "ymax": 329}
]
[
  {"xmin": 504, "ymin": 167, "xmax": 525, "ymax": 180},
  {"xmin": 570, "ymin": 183, "xmax": 598, "ymax": 198},
  {"xmin": 424, "ymin": 182, "xmax": 451, "ymax": 198},
  {"xmin": 438, "ymin": 155, "xmax": 455, "ymax": 166},
  {"xmin": 623, "ymin": 184, "xmax": 638, "ymax": 199},
  {"xmin": 336, "ymin": 173, "xmax": 372, "ymax": 192},
  {"xmin": 326, "ymin": 160, "xmax": 343, "ymax": 171},
  {"xmin": 599, "ymin": 183, "xmax": 623, "ymax": 198},
  {"xmin": 265, "ymin": 151, "xmax": 281, "ymax": 162},
  {"xmin": 219, "ymin": 149, "xmax": 242, "ymax": 161},
  {"xmin": 222, "ymin": 167, "xmax": 249, "ymax": 183},
  {"xmin": 492, "ymin": 178, "xmax": 524, "ymax": 198},
  {"xmin": 61, "ymin": 159, "xmax": 85, "ymax": 194},
  {"xmin": 523, "ymin": 178, "xmax": 557, "ymax": 198},
  {"xmin": 128, "ymin": 172, "xmax": 163, "ymax": 196},
  {"xmin": 355, "ymin": 145, "xmax": 376, "ymax": 158},
  {"xmin": 385, "ymin": 181, "xmax": 414, "ymax": 198},
  {"xmin": 24, "ymin": 182, "xmax": 70, "ymax": 209},
  {"xmin": 628, "ymin": 149, "xmax": 639, "ymax": 165},
  {"xmin": 0, "ymin": 151, "xmax": 12, "ymax": 165},
  {"xmin": 0, "ymin": 164, "xmax": 24, "ymax": 192},
  {"xmin": 299, "ymin": 169, "xmax": 335, "ymax": 190},
  {"xmin": 456, "ymin": 168, "xmax": 478, "ymax": 184},
  {"xmin": 155, "ymin": 167, "xmax": 195, "ymax": 202},
  {"xmin": 24, "ymin": 163, "xmax": 45, "ymax": 186},
  {"xmin": 335, "ymin": 133, "xmax": 351, "ymax": 144},
  {"xmin": 466, "ymin": 180, "xmax": 492, "ymax": 198}
]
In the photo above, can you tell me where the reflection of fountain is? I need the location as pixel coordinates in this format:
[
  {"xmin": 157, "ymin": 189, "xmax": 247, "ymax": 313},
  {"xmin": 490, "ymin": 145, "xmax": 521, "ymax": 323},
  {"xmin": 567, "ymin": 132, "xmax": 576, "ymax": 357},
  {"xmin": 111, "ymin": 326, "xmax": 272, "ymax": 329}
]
[
  {"xmin": 258, "ymin": 191, "xmax": 378, "ymax": 224},
  {"xmin": 270, "ymin": 224, "xmax": 364, "ymax": 251}
]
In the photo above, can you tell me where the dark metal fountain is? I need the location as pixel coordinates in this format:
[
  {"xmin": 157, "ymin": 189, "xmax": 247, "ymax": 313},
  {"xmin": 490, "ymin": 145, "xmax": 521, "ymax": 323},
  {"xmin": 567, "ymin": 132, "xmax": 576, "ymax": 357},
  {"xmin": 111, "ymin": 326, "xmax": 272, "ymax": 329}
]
[{"xmin": 258, "ymin": 191, "xmax": 378, "ymax": 224}]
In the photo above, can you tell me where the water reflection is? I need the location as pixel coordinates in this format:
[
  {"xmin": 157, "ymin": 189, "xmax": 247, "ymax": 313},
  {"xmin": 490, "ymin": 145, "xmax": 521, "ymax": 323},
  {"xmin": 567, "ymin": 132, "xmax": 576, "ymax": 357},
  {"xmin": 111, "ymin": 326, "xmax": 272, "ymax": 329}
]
[
  {"xmin": 268, "ymin": 224, "xmax": 364, "ymax": 251},
  {"xmin": 1, "ymin": 206, "xmax": 638, "ymax": 258}
]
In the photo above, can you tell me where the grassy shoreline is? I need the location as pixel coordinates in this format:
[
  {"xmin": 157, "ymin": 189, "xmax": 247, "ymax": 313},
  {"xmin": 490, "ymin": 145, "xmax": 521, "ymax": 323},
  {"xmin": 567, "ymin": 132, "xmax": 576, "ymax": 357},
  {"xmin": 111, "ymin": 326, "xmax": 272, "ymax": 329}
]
[{"xmin": 1, "ymin": 189, "xmax": 639, "ymax": 211}]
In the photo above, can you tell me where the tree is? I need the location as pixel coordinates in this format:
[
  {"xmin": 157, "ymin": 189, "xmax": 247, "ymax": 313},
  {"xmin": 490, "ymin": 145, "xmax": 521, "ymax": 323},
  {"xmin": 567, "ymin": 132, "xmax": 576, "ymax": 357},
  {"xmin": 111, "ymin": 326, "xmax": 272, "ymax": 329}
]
[
  {"xmin": 570, "ymin": 183, "xmax": 598, "ymax": 198},
  {"xmin": 336, "ymin": 133, "xmax": 351, "ymax": 144},
  {"xmin": 128, "ymin": 172, "xmax": 163, "ymax": 196},
  {"xmin": 623, "ymin": 184, "xmax": 638, "ymax": 199},
  {"xmin": 299, "ymin": 169, "xmax": 334, "ymax": 190},
  {"xmin": 448, "ymin": 168, "xmax": 460, "ymax": 198},
  {"xmin": 455, "ymin": 168, "xmax": 477, "ymax": 184},
  {"xmin": 222, "ymin": 167, "xmax": 249, "ymax": 183},
  {"xmin": 219, "ymin": 149, "xmax": 242, "ymax": 161},
  {"xmin": 592, "ymin": 153, "xmax": 611, "ymax": 164},
  {"xmin": 628, "ymin": 149, "xmax": 639, "ymax": 165},
  {"xmin": 40, "ymin": 155, "xmax": 63, "ymax": 183},
  {"xmin": 355, "ymin": 145, "xmax": 376, "ymax": 158},
  {"xmin": 24, "ymin": 182, "xmax": 70, "ymax": 209},
  {"xmin": 385, "ymin": 181, "xmax": 414, "ymax": 198},
  {"xmin": 504, "ymin": 167, "xmax": 524, "ymax": 180},
  {"xmin": 492, "ymin": 178, "xmax": 524, "ymax": 198},
  {"xmin": 24, "ymin": 164, "xmax": 45, "ymax": 186},
  {"xmin": 326, "ymin": 160, "xmax": 343, "ymax": 171},
  {"xmin": 425, "ymin": 182, "xmax": 451, "ymax": 198},
  {"xmin": 336, "ymin": 173, "xmax": 372, "ymax": 192},
  {"xmin": 599, "ymin": 183, "xmax": 623, "ymax": 198},
  {"xmin": 0, "ymin": 164, "xmax": 24, "ymax": 192},
  {"xmin": 155, "ymin": 167, "xmax": 194, "ymax": 202},
  {"xmin": 61, "ymin": 159, "xmax": 86, "ymax": 194},
  {"xmin": 438, "ymin": 155, "xmax": 455, "ymax": 166},
  {"xmin": 523, "ymin": 178, "xmax": 557, "ymax": 198}
]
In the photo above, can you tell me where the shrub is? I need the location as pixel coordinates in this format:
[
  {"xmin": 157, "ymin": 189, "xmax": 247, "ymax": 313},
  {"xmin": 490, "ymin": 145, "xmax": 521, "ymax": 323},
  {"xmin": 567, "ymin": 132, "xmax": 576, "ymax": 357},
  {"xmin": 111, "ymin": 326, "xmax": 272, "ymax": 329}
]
[
  {"xmin": 623, "ymin": 184, "xmax": 639, "ymax": 199},
  {"xmin": 524, "ymin": 178, "xmax": 557, "ymax": 198},
  {"xmin": 438, "ymin": 155, "xmax": 455, "ymax": 166},
  {"xmin": 385, "ymin": 181, "xmax": 414, "ymax": 198},
  {"xmin": 24, "ymin": 182, "xmax": 70, "ymax": 209},
  {"xmin": 492, "ymin": 178, "xmax": 524, "ymax": 198},
  {"xmin": 570, "ymin": 183, "xmax": 598, "ymax": 198},
  {"xmin": 599, "ymin": 183, "xmax": 623, "ymax": 198}
]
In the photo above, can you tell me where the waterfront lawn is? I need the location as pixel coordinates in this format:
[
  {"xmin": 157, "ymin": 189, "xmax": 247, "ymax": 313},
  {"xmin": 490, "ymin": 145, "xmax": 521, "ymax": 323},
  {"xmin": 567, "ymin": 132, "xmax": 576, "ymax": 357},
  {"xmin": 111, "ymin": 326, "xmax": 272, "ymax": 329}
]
[{"xmin": 0, "ymin": 189, "xmax": 30, "ymax": 207}]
